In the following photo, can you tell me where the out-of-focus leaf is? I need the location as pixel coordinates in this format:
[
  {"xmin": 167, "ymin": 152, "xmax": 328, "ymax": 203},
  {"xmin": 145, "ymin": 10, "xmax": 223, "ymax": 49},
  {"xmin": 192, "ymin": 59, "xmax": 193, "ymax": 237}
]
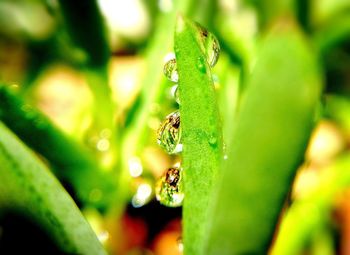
[
  {"xmin": 0, "ymin": 85, "xmax": 117, "ymax": 211},
  {"xmin": 205, "ymin": 19, "xmax": 322, "ymax": 254},
  {"xmin": 58, "ymin": 0, "xmax": 109, "ymax": 68},
  {"xmin": 0, "ymin": 122, "xmax": 106, "ymax": 255},
  {"xmin": 271, "ymin": 153, "xmax": 350, "ymax": 255}
]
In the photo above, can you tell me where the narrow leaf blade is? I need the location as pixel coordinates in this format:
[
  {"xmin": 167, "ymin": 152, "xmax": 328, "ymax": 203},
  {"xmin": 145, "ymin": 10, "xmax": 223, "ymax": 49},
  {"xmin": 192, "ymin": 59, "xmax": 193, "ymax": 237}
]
[
  {"xmin": 0, "ymin": 122, "xmax": 106, "ymax": 254},
  {"xmin": 175, "ymin": 16, "xmax": 223, "ymax": 255}
]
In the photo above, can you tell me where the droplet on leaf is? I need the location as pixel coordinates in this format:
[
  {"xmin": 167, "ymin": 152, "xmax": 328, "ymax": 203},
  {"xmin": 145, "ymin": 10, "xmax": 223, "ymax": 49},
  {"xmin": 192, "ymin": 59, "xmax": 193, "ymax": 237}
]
[
  {"xmin": 163, "ymin": 58, "xmax": 178, "ymax": 82},
  {"xmin": 155, "ymin": 167, "xmax": 184, "ymax": 207},
  {"xmin": 196, "ymin": 56, "xmax": 207, "ymax": 73},
  {"xmin": 157, "ymin": 110, "xmax": 182, "ymax": 154},
  {"xmin": 169, "ymin": 84, "xmax": 180, "ymax": 105},
  {"xmin": 174, "ymin": 85, "xmax": 180, "ymax": 105},
  {"xmin": 196, "ymin": 24, "xmax": 220, "ymax": 67},
  {"xmin": 208, "ymin": 135, "xmax": 217, "ymax": 146}
]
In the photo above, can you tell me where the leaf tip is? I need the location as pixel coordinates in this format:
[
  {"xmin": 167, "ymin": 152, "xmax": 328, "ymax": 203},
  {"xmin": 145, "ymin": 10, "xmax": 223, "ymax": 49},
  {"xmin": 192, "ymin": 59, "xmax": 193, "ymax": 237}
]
[{"xmin": 175, "ymin": 13, "xmax": 186, "ymax": 34}]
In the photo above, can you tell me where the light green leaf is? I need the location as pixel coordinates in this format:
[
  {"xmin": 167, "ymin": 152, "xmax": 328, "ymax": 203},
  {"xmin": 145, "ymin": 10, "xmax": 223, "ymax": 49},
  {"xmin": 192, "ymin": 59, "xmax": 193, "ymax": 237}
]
[{"xmin": 175, "ymin": 16, "xmax": 223, "ymax": 255}]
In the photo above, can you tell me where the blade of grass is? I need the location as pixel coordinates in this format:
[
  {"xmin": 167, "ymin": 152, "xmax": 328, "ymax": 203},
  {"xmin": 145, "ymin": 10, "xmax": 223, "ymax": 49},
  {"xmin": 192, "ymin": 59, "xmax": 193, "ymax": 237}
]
[
  {"xmin": 175, "ymin": 16, "xmax": 223, "ymax": 255},
  {"xmin": 0, "ymin": 85, "xmax": 117, "ymax": 211},
  {"xmin": 57, "ymin": 0, "xmax": 109, "ymax": 68},
  {"xmin": 246, "ymin": 0, "xmax": 295, "ymax": 29},
  {"xmin": 57, "ymin": 0, "xmax": 115, "ymax": 156},
  {"xmin": 118, "ymin": 0, "xmax": 217, "ymax": 212},
  {"xmin": 205, "ymin": 19, "xmax": 322, "ymax": 254},
  {"xmin": 0, "ymin": 122, "xmax": 106, "ymax": 255},
  {"xmin": 271, "ymin": 153, "xmax": 350, "ymax": 255}
]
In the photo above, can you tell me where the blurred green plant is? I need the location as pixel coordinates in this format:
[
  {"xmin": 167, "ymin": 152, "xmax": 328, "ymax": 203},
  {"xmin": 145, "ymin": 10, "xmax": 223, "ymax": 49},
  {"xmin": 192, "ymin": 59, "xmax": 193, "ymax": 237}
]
[
  {"xmin": 0, "ymin": 0, "xmax": 350, "ymax": 254},
  {"xmin": 0, "ymin": 122, "xmax": 106, "ymax": 254}
]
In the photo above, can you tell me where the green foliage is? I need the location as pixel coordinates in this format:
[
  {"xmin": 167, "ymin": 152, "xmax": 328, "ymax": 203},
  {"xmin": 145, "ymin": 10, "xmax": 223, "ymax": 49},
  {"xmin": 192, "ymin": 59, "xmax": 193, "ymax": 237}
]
[
  {"xmin": 272, "ymin": 153, "xmax": 350, "ymax": 255},
  {"xmin": 0, "ymin": 122, "xmax": 106, "ymax": 254},
  {"xmin": 0, "ymin": 85, "xmax": 117, "ymax": 210},
  {"xmin": 205, "ymin": 20, "xmax": 322, "ymax": 254},
  {"xmin": 175, "ymin": 16, "xmax": 223, "ymax": 255},
  {"xmin": 1, "ymin": 0, "xmax": 350, "ymax": 254}
]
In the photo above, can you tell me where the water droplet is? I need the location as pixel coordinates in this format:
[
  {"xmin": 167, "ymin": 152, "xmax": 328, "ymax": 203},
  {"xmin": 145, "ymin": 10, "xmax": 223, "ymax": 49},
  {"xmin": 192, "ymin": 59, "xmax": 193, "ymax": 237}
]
[
  {"xmin": 177, "ymin": 236, "xmax": 184, "ymax": 253},
  {"xmin": 21, "ymin": 104, "xmax": 36, "ymax": 119},
  {"xmin": 169, "ymin": 84, "xmax": 180, "ymax": 105},
  {"xmin": 197, "ymin": 57, "xmax": 206, "ymax": 73},
  {"xmin": 169, "ymin": 84, "xmax": 177, "ymax": 97},
  {"xmin": 157, "ymin": 110, "xmax": 182, "ymax": 154},
  {"xmin": 196, "ymin": 24, "xmax": 220, "ymax": 67},
  {"xmin": 174, "ymin": 85, "xmax": 180, "ymax": 105},
  {"xmin": 223, "ymin": 142, "xmax": 228, "ymax": 160},
  {"xmin": 212, "ymin": 74, "xmax": 220, "ymax": 90},
  {"xmin": 98, "ymin": 230, "xmax": 109, "ymax": 244},
  {"xmin": 34, "ymin": 118, "xmax": 47, "ymax": 129},
  {"xmin": 208, "ymin": 134, "xmax": 217, "ymax": 146},
  {"xmin": 164, "ymin": 58, "xmax": 178, "ymax": 82},
  {"xmin": 156, "ymin": 167, "xmax": 184, "ymax": 207}
]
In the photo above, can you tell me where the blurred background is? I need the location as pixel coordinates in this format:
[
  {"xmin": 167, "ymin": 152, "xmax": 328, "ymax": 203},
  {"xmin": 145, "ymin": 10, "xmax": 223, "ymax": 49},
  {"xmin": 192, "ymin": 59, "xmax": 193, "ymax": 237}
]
[{"xmin": 0, "ymin": 0, "xmax": 350, "ymax": 254}]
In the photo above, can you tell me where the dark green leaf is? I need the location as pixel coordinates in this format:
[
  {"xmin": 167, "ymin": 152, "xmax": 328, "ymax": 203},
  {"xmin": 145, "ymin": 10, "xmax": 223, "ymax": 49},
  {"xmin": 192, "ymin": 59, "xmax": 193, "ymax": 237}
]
[{"xmin": 0, "ymin": 122, "xmax": 106, "ymax": 254}]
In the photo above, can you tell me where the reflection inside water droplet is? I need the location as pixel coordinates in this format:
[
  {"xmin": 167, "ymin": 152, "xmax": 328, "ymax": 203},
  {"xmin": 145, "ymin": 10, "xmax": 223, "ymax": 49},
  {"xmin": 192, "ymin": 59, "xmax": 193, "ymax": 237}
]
[
  {"xmin": 156, "ymin": 167, "xmax": 184, "ymax": 207},
  {"xmin": 163, "ymin": 58, "xmax": 178, "ymax": 82},
  {"xmin": 157, "ymin": 110, "xmax": 182, "ymax": 154},
  {"xmin": 196, "ymin": 24, "xmax": 220, "ymax": 67}
]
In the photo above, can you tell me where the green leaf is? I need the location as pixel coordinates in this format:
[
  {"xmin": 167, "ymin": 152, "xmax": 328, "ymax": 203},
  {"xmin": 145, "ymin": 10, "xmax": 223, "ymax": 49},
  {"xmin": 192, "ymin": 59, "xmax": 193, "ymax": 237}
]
[
  {"xmin": 175, "ymin": 16, "xmax": 223, "ymax": 255},
  {"xmin": 58, "ymin": 0, "xmax": 109, "ymax": 68},
  {"xmin": 0, "ymin": 122, "xmax": 106, "ymax": 255},
  {"xmin": 205, "ymin": 20, "xmax": 322, "ymax": 254},
  {"xmin": 0, "ymin": 85, "xmax": 117, "ymax": 210},
  {"xmin": 271, "ymin": 153, "xmax": 350, "ymax": 255}
]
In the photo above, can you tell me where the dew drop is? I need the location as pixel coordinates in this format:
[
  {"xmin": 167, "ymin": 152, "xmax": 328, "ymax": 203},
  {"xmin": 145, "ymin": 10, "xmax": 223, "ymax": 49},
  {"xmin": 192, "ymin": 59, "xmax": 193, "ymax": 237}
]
[
  {"xmin": 174, "ymin": 85, "xmax": 180, "ymax": 105},
  {"xmin": 169, "ymin": 84, "xmax": 180, "ymax": 105},
  {"xmin": 157, "ymin": 110, "xmax": 182, "ymax": 154},
  {"xmin": 197, "ymin": 57, "xmax": 206, "ymax": 73},
  {"xmin": 177, "ymin": 236, "xmax": 184, "ymax": 253},
  {"xmin": 155, "ymin": 167, "xmax": 184, "ymax": 207},
  {"xmin": 208, "ymin": 134, "xmax": 217, "ymax": 146},
  {"xmin": 196, "ymin": 24, "xmax": 220, "ymax": 67},
  {"xmin": 163, "ymin": 58, "xmax": 178, "ymax": 82},
  {"xmin": 21, "ymin": 104, "xmax": 36, "ymax": 119}
]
